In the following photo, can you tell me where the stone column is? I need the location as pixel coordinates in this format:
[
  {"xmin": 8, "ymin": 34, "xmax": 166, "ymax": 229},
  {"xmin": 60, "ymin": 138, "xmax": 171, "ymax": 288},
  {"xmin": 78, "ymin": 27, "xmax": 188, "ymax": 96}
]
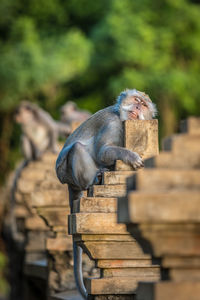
[{"xmin": 118, "ymin": 117, "xmax": 200, "ymax": 300}]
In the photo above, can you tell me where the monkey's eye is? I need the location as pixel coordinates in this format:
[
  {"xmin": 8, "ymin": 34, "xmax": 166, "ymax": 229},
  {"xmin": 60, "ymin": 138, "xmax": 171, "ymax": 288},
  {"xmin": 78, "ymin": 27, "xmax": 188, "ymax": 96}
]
[{"xmin": 141, "ymin": 101, "xmax": 147, "ymax": 107}]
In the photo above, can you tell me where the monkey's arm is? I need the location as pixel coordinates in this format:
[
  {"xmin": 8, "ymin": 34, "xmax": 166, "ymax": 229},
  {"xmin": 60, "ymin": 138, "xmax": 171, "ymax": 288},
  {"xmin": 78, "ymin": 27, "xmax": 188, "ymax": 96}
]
[
  {"xmin": 21, "ymin": 135, "xmax": 33, "ymax": 160},
  {"xmin": 96, "ymin": 120, "xmax": 144, "ymax": 169}
]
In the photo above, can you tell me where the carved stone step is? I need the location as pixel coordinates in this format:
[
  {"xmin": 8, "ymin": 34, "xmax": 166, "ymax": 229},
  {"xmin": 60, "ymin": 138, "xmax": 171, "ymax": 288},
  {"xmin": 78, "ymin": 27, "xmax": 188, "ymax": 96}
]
[
  {"xmin": 102, "ymin": 266, "xmax": 160, "ymax": 278},
  {"xmin": 137, "ymin": 281, "xmax": 200, "ymax": 300},
  {"xmin": 85, "ymin": 275, "xmax": 159, "ymax": 295},
  {"xmin": 83, "ymin": 241, "xmax": 150, "ymax": 260},
  {"xmin": 20, "ymin": 168, "xmax": 46, "ymax": 181},
  {"xmin": 103, "ymin": 171, "xmax": 135, "ymax": 185},
  {"xmin": 115, "ymin": 160, "xmax": 134, "ymax": 171},
  {"xmin": 118, "ymin": 191, "xmax": 200, "ymax": 223},
  {"xmin": 31, "ymin": 189, "xmax": 69, "ymax": 207},
  {"xmin": 74, "ymin": 197, "xmax": 117, "ymax": 213},
  {"xmin": 51, "ymin": 290, "xmax": 83, "ymax": 300},
  {"xmin": 25, "ymin": 215, "xmax": 49, "ymax": 231},
  {"xmin": 47, "ymin": 237, "xmax": 72, "ymax": 251},
  {"xmin": 37, "ymin": 207, "xmax": 70, "ymax": 228},
  {"xmin": 145, "ymin": 150, "xmax": 200, "ymax": 169},
  {"xmin": 69, "ymin": 213, "xmax": 126, "ymax": 235},
  {"xmin": 180, "ymin": 117, "xmax": 200, "ymax": 135},
  {"xmin": 126, "ymin": 223, "xmax": 200, "ymax": 257},
  {"xmin": 163, "ymin": 133, "xmax": 200, "ymax": 153},
  {"xmin": 97, "ymin": 259, "xmax": 154, "ymax": 268},
  {"xmin": 89, "ymin": 185, "xmax": 126, "ymax": 198},
  {"xmin": 131, "ymin": 169, "xmax": 200, "ymax": 192}
]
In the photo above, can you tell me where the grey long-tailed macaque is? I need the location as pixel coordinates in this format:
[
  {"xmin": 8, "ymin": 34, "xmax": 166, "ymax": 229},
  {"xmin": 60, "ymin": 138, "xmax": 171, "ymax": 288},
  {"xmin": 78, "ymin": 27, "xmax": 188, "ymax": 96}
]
[
  {"xmin": 60, "ymin": 101, "xmax": 91, "ymax": 126},
  {"xmin": 9, "ymin": 101, "xmax": 71, "ymax": 244},
  {"xmin": 56, "ymin": 89, "xmax": 157, "ymax": 299},
  {"xmin": 15, "ymin": 101, "xmax": 71, "ymax": 160}
]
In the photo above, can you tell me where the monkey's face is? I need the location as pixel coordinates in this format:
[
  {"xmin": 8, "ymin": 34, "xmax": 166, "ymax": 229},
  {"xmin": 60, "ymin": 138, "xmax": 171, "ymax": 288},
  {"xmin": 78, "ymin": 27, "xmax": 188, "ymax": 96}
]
[
  {"xmin": 15, "ymin": 107, "xmax": 35, "ymax": 124},
  {"xmin": 121, "ymin": 96, "xmax": 152, "ymax": 121}
]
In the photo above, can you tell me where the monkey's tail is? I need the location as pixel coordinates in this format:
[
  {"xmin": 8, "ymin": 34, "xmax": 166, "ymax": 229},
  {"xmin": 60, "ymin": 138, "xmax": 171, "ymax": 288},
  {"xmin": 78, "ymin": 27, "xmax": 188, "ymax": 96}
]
[
  {"xmin": 73, "ymin": 239, "xmax": 88, "ymax": 299},
  {"xmin": 9, "ymin": 159, "xmax": 29, "ymax": 245}
]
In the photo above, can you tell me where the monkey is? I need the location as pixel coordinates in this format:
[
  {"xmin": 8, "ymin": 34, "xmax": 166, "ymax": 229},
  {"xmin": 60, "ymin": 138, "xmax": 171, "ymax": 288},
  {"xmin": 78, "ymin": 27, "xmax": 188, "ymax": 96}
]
[
  {"xmin": 15, "ymin": 101, "xmax": 71, "ymax": 160},
  {"xmin": 7, "ymin": 101, "xmax": 71, "ymax": 245},
  {"xmin": 55, "ymin": 88, "xmax": 157, "ymax": 299},
  {"xmin": 60, "ymin": 101, "xmax": 91, "ymax": 126}
]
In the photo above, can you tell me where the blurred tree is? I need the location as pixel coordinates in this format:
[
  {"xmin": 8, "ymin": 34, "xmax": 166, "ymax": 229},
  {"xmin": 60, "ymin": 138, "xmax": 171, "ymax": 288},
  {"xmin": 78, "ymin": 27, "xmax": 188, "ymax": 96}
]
[
  {"xmin": 0, "ymin": 0, "xmax": 93, "ymax": 182},
  {"xmin": 0, "ymin": 0, "xmax": 200, "ymax": 182},
  {"xmin": 85, "ymin": 0, "xmax": 200, "ymax": 137}
]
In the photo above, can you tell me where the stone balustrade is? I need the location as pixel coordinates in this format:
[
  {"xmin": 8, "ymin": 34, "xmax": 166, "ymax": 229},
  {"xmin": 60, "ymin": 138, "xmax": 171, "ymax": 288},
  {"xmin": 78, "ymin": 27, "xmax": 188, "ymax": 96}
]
[
  {"xmin": 68, "ymin": 119, "xmax": 160, "ymax": 299},
  {"xmin": 118, "ymin": 117, "xmax": 200, "ymax": 300}
]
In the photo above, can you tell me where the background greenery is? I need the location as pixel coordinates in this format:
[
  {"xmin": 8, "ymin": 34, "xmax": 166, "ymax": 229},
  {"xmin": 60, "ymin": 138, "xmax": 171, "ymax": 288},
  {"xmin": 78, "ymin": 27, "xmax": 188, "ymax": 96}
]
[{"xmin": 0, "ymin": 0, "xmax": 200, "ymax": 184}]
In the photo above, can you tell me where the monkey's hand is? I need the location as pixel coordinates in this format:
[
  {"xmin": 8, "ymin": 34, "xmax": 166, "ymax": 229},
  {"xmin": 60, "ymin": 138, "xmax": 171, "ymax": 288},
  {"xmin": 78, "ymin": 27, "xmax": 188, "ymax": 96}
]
[
  {"xmin": 98, "ymin": 145, "xmax": 144, "ymax": 170},
  {"xmin": 127, "ymin": 151, "xmax": 144, "ymax": 170}
]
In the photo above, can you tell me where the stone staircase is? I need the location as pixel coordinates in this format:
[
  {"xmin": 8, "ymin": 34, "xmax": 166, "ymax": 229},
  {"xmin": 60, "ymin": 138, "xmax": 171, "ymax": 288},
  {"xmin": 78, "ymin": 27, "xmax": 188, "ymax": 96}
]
[
  {"xmin": 68, "ymin": 120, "xmax": 161, "ymax": 299},
  {"xmin": 8, "ymin": 121, "xmax": 96, "ymax": 300},
  {"xmin": 13, "ymin": 149, "xmax": 75, "ymax": 299},
  {"xmin": 118, "ymin": 117, "xmax": 200, "ymax": 300}
]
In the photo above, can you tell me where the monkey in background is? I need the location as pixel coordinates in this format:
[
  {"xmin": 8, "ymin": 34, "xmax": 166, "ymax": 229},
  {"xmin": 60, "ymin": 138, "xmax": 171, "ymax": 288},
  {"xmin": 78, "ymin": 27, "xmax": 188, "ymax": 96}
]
[
  {"xmin": 15, "ymin": 101, "xmax": 71, "ymax": 160},
  {"xmin": 7, "ymin": 101, "xmax": 71, "ymax": 245},
  {"xmin": 56, "ymin": 88, "xmax": 157, "ymax": 299},
  {"xmin": 60, "ymin": 101, "xmax": 91, "ymax": 127}
]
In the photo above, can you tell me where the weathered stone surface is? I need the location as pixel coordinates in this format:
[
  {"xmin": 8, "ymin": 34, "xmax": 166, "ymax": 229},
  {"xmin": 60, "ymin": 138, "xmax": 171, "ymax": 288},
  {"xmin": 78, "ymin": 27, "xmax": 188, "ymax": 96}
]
[
  {"xmin": 77, "ymin": 234, "xmax": 133, "ymax": 242},
  {"xmin": 137, "ymin": 225, "xmax": 200, "ymax": 257},
  {"xmin": 74, "ymin": 197, "xmax": 117, "ymax": 213},
  {"xmin": 14, "ymin": 205, "xmax": 29, "ymax": 217},
  {"xmin": 69, "ymin": 213, "xmax": 127, "ymax": 235},
  {"xmin": 115, "ymin": 161, "xmax": 134, "ymax": 171},
  {"xmin": 118, "ymin": 191, "xmax": 200, "ymax": 224},
  {"xmin": 90, "ymin": 185, "xmax": 126, "ymax": 198},
  {"xmin": 163, "ymin": 133, "xmax": 200, "ymax": 154},
  {"xmin": 47, "ymin": 237, "xmax": 72, "ymax": 251},
  {"xmin": 83, "ymin": 241, "xmax": 150, "ymax": 260},
  {"xmin": 131, "ymin": 169, "xmax": 200, "ymax": 192},
  {"xmin": 85, "ymin": 276, "xmax": 159, "ymax": 295},
  {"xmin": 25, "ymin": 215, "xmax": 49, "ymax": 231},
  {"xmin": 103, "ymin": 171, "xmax": 135, "ymax": 185},
  {"xmin": 25, "ymin": 231, "xmax": 48, "ymax": 252},
  {"xmin": 102, "ymin": 266, "xmax": 160, "ymax": 278},
  {"xmin": 17, "ymin": 179, "xmax": 36, "ymax": 193},
  {"xmin": 37, "ymin": 207, "xmax": 69, "ymax": 228},
  {"xmin": 31, "ymin": 189, "xmax": 69, "ymax": 207},
  {"xmin": 137, "ymin": 281, "xmax": 200, "ymax": 300},
  {"xmin": 180, "ymin": 117, "xmax": 200, "ymax": 135},
  {"xmin": 124, "ymin": 120, "xmax": 159, "ymax": 159},
  {"xmin": 162, "ymin": 256, "xmax": 200, "ymax": 268},
  {"xmin": 20, "ymin": 168, "xmax": 46, "ymax": 181},
  {"xmin": 97, "ymin": 259, "xmax": 153, "ymax": 268}
]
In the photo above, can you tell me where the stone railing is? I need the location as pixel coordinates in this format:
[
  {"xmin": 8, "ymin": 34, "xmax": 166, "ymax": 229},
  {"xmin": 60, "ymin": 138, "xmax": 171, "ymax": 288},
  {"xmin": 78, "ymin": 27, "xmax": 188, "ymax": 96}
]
[
  {"xmin": 118, "ymin": 117, "xmax": 200, "ymax": 300},
  {"xmin": 68, "ymin": 119, "xmax": 160, "ymax": 299}
]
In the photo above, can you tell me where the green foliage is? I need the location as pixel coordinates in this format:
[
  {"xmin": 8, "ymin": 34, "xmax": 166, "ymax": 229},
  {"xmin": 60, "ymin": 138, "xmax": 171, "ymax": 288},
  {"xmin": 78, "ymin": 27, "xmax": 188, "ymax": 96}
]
[
  {"xmin": 0, "ymin": 252, "xmax": 9, "ymax": 296},
  {"xmin": 0, "ymin": 0, "xmax": 200, "ymax": 181}
]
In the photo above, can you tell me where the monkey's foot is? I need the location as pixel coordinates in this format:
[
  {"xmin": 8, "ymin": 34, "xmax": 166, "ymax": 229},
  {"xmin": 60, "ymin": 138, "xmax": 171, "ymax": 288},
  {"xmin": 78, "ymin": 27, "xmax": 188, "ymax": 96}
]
[{"xmin": 93, "ymin": 168, "xmax": 109, "ymax": 185}]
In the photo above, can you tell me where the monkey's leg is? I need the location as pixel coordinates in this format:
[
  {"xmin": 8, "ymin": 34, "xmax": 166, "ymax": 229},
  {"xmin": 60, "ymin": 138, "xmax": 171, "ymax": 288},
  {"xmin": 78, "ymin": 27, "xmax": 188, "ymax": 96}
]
[{"xmin": 68, "ymin": 142, "xmax": 98, "ymax": 191}]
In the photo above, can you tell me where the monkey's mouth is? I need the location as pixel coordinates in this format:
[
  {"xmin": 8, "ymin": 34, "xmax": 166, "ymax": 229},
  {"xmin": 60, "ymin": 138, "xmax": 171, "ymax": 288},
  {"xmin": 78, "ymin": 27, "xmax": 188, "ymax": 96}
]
[{"xmin": 128, "ymin": 111, "xmax": 138, "ymax": 119}]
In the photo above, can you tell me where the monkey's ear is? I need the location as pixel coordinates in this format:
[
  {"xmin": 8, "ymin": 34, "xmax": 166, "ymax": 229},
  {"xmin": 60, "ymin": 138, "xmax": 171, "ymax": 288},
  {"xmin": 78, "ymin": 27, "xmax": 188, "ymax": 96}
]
[{"xmin": 150, "ymin": 102, "xmax": 158, "ymax": 118}]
